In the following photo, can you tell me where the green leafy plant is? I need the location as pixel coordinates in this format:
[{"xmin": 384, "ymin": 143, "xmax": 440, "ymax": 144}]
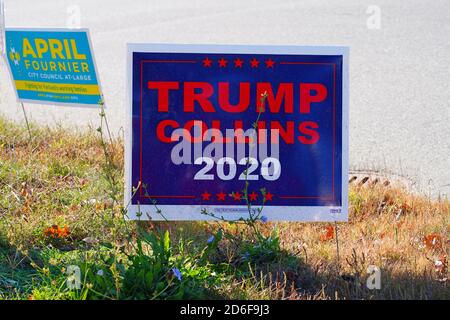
[{"xmin": 121, "ymin": 226, "xmax": 223, "ymax": 300}]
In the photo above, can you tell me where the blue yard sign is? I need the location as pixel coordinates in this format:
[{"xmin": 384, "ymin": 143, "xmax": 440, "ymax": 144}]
[
  {"xmin": 126, "ymin": 44, "xmax": 349, "ymax": 221},
  {"xmin": 4, "ymin": 28, "xmax": 102, "ymax": 107}
]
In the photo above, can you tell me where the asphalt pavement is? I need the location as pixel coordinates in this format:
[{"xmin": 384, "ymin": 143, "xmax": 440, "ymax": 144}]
[{"xmin": 1, "ymin": 0, "xmax": 449, "ymax": 197}]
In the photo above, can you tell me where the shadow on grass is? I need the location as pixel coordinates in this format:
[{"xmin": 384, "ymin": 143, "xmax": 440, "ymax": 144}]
[
  {"xmin": 0, "ymin": 245, "xmax": 37, "ymax": 299},
  {"xmin": 0, "ymin": 225, "xmax": 447, "ymax": 300},
  {"xmin": 171, "ymin": 222, "xmax": 448, "ymax": 300},
  {"xmin": 224, "ymin": 252, "xmax": 448, "ymax": 300}
]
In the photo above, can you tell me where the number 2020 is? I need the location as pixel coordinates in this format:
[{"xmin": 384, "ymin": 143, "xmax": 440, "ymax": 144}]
[{"xmin": 194, "ymin": 157, "xmax": 281, "ymax": 181}]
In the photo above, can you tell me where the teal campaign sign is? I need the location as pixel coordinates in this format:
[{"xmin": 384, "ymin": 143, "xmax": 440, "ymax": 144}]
[{"xmin": 4, "ymin": 28, "xmax": 102, "ymax": 107}]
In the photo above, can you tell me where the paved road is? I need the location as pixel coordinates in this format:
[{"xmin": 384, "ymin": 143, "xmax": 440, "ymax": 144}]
[{"xmin": 1, "ymin": 0, "xmax": 449, "ymax": 197}]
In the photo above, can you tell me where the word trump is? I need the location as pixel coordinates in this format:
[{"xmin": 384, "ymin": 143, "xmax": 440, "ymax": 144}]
[
  {"xmin": 20, "ymin": 37, "xmax": 89, "ymax": 73},
  {"xmin": 127, "ymin": 46, "xmax": 348, "ymax": 221},
  {"xmin": 148, "ymin": 81, "xmax": 328, "ymax": 145}
]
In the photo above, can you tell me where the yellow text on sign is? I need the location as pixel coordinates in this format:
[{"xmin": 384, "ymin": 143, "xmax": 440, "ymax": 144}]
[
  {"xmin": 22, "ymin": 38, "xmax": 87, "ymax": 60},
  {"xmin": 15, "ymin": 80, "xmax": 100, "ymax": 95},
  {"xmin": 23, "ymin": 60, "xmax": 90, "ymax": 73}
]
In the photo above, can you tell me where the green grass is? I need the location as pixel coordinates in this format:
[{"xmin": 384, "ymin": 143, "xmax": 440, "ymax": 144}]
[{"xmin": 0, "ymin": 116, "xmax": 448, "ymax": 300}]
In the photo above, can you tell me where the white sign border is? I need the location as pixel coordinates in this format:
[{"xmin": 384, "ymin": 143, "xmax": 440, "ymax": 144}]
[
  {"xmin": 3, "ymin": 27, "xmax": 104, "ymax": 109},
  {"xmin": 125, "ymin": 43, "xmax": 349, "ymax": 222}
]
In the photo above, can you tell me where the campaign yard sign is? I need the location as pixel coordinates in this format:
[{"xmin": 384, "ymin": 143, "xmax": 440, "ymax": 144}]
[
  {"xmin": 4, "ymin": 28, "xmax": 102, "ymax": 107},
  {"xmin": 126, "ymin": 44, "xmax": 349, "ymax": 222}
]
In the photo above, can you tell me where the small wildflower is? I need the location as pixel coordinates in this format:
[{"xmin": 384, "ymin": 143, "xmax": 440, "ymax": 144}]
[
  {"xmin": 171, "ymin": 268, "xmax": 182, "ymax": 281},
  {"xmin": 423, "ymin": 233, "xmax": 442, "ymax": 250},
  {"xmin": 97, "ymin": 269, "xmax": 104, "ymax": 277},
  {"xmin": 207, "ymin": 235, "xmax": 215, "ymax": 244},
  {"xmin": 319, "ymin": 225, "xmax": 335, "ymax": 242},
  {"xmin": 49, "ymin": 258, "xmax": 58, "ymax": 266},
  {"xmin": 261, "ymin": 216, "xmax": 268, "ymax": 223},
  {"xmin": 86, "ymin": 283, "xmax": 93, "ymax": 290},
  {"xmin": 95, "ymin": 203, "xmax": 106, "ymax": 211},
  {"xmin": 434, "ymin": 255, "xmax": 447, "ymax": 271},
  {"xmin": 44, "ymin": 225, "xmax": 70, "ymax": 239},
  {"xmin": 401, "ymin": 202, "xmax": 411, "ymax": 213}
]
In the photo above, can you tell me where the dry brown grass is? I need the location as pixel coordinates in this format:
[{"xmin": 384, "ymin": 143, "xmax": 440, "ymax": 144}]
[
  {"xmin": 230, "ymin": 183, "xmax": 449, "ymax": 299},
  {"xmin": 163, "ymin": 182, "xmax": 449, "ymax": 299},
  {"xmin": 0, "ymin": 117, "xmax": 448, "ymax": 299}
]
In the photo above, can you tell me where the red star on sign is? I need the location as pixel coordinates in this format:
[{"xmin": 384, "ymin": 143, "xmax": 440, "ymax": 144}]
[
  {"xmin": 233, "ymin": 192, "xmax": 243, "ymax": 201},
  {"xmin": 249, "ymin": 192, "xmax": 258, "ymax": 202},
  {"xmin": 218, "ymin": 58, "xmax": 228, "ymax": 68},
  {"xmin": 216, "ymin": 192, "xmax": 226, "ymax": 201},
  {"xmin": 264, "ymin": 192, "xmax": 274, "ymax": 202},
  {"xmin": 203, "ymin": 57, "xmax": 212, "ymax": 67},
  {"xmin": 250, "ymin": 58, "xmax": 259, "ymax": 68},
  {"xmin": 201, "ymin": 191, "xmax": 211, "ymax": 201},
  {"xmin": 234, "ymin": 58, "xmax": 243, "ymax": 68},
  {"xmin": 265, "ymin": 58, "xmax": 275, "ymax": 68}
]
